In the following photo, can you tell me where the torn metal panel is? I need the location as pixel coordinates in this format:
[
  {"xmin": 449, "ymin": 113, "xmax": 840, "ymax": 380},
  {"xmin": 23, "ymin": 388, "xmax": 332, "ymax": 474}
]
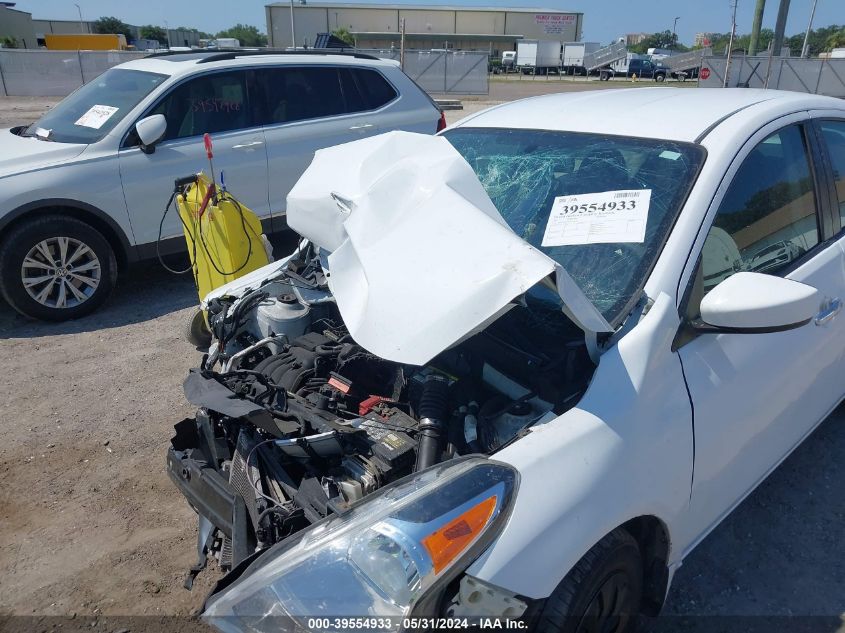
[{"xmin": 286, "ymin": 131, "xmax": 611, "ymax": 366}]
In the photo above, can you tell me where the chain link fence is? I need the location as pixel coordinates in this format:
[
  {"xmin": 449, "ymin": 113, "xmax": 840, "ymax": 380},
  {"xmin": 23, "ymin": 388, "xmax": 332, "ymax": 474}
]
[
  {"xmin": 0, "ymin": 49, "xmax": 147, "ymax": 96},
  {"xmin": 361, "ymin": 49, "xmax": 489, "ymax": 95},
  {"xmin": 0, "ymin": 48, "xmax": 488, "ymax": 97},
  {"xmin": 698, "ymin": 55, "xmax": 845, "ymax": 98}
]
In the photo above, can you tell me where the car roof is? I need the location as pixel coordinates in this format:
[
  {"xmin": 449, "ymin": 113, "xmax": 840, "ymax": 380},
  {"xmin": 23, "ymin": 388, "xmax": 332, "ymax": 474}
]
[
  {"xmin": 451, "ymin": 88, "xmax": 845, "ymax": 143},
  {"xmin": 117, "ymin": 51, "xmax": 400, "ymax": 78}
]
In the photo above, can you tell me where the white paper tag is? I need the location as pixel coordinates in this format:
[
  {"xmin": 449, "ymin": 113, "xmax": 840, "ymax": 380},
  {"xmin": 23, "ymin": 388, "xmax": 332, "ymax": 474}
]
[
  {"xmin": 74, "ymin": 105, "xmax": 119, "ymax": 129},
  {"xmin": 542, "ymin": 189, "xmax": 651, "ymax": 246}
]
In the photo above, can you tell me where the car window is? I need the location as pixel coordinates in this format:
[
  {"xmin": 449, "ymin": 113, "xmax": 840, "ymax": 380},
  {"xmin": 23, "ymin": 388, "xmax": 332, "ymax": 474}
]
[
  {"xmin": 444, "ymin": 128, "xmax": 705, "ymax": 325},
  {"xmin": 261, "ymin": 67, "xmax": 346, "ymax": 124},
  {"xmin": 352, "ymin": 68, "xmax": 398, "ymax": 109},
  {"xmin": 24, "ymin": 69, "xmax": 167, "ymax": 144},
  {"xmin": 819, "ymin": 121, "xmax": 845, "ymax": 225},
  {"xmin": 700, "ymin": 124, "xmax": 819, "ymax": 293},
  {"xmin": 148, "ymin": 70, "xmax": 251, "ymax": 142}
]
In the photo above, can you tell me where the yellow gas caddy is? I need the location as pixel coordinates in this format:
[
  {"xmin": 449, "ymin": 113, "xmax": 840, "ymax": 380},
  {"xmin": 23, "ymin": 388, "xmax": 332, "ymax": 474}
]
[{"xmin": 161, "ymin": 134, "xmax": 271, "ymax": 346}]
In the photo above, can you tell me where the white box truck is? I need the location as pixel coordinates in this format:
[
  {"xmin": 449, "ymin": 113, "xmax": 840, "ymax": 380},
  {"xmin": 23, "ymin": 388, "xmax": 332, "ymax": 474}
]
[
  {"xmin": 517, "ymin": 40, "xmax": 561, "ymax": 75},
  {"xmin": 562, "ymin": 42, "xmax": 600, "ymax": 75}
]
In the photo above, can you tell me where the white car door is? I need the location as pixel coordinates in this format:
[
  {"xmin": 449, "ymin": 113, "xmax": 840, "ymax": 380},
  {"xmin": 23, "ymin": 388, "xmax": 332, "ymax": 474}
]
[
  {"xmin": 118, "ymin": 68, "xmax": 270, "ymax": 250},
  {"xmin": 259, "ymin": 65, "xmax": 398, "ymax": 216},
  {"xmin": 676, "ymin": 120, "xmax": 845, "ymax": 548}
]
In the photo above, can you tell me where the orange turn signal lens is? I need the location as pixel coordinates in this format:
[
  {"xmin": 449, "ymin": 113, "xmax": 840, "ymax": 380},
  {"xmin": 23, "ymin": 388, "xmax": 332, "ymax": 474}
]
[{"xmin": 421, "ymin": 495, "xmax": 497, "ymax": 574}]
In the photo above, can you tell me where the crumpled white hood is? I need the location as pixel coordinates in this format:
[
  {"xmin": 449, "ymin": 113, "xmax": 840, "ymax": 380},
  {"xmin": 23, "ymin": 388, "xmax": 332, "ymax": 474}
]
[{"xmin": 287, "ymin": 131, "xmax": 610, "ymax": 366}]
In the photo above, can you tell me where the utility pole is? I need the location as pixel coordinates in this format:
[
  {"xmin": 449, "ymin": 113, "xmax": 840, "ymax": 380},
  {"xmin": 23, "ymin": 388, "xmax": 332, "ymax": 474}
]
[
  {"xmin": 672, "ymin": 16, "xmax": 680, "ymax": 48},
  {"xmin": 765, "ymin": 0, "xmax": 790, "ymax": 87},
  {"xmin": 289, "ymin": 0, "xmax": 297, "ymax": 49},
  {"xmin": 748, "ymin": 0, "xmax": 766, "ymax": 55},
  {"xmin": 399, "ymin": 17, "xmax": 405, "ymax": 69},
  {"xmin": 74, "ymin": 3, "xmax": 85, "ymax": 34},
  {"xmin": 724, "ymin": 0, "xmax": 738, "ymax": 87},
  {"xmin": 770, "ymin": 0, "xmax": 791, "ymax": 58},
  {"xmin": 801, "ymin": 0, "xmax": 819, "ymax": 57}
]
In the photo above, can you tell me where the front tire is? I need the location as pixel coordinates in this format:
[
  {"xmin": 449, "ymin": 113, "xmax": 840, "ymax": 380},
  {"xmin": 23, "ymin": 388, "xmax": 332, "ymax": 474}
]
[
  {"xmin": 536, "ymin": 528, "xmax": 643, "ymax": 633},
  {"xmin": 0, "ymin": 215, "xmax": 117, "ymax": 321}
]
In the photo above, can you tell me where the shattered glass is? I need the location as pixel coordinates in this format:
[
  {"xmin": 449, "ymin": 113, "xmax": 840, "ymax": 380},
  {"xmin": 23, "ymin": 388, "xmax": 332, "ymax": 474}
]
[{"xmin": 444, "ymin": 128, "xmax": 706, "ymax": 324}]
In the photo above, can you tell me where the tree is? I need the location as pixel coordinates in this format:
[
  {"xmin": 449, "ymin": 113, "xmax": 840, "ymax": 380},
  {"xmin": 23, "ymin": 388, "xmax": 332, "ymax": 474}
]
[
  {"xmin": 0, "ymin": 35, "xmax": 18, "ymax": 48},
  {"xmin": 216, "ymin": 24, "xmax": 267, "ymax": 47},
  {"xmin": 331, "ymin": 27, "xmax": 355, "ymax": 46},
  {"xmin": 139, "ymin": 25, "xmax": 167, "ymax": 43},
  {"xmin": 629, "ymin": 30, "xmax": 685, "ymax": 54},
  {"xmin": 93, "ymin": 16, "xmax": 134, "ymax": 41}
]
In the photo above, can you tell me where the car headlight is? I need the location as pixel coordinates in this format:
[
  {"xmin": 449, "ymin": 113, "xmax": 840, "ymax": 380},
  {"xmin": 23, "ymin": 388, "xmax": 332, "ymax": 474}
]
[{"xmin": 204, "ymin": 457, "xmax": 518, "ymax": 632}]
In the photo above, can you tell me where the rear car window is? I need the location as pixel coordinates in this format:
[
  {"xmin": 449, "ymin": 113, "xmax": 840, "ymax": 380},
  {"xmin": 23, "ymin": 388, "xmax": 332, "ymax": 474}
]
[
  {"xmin": 353, "ymin": 68, "xmax": 397, "ymax": 109},
  {"xmin": 261, "ymin": 67, "xmax": 346, "ymax": 124}
]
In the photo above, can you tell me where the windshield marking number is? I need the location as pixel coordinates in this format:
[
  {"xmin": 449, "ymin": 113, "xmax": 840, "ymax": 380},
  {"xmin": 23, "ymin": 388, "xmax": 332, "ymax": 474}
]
[
  {"xmin": 542, "ymin": 189, "xmax": 652, "ymax": 247},
  {"xmin": 74, "ymin": 104, "xmax": 119, "ymax": 129}
]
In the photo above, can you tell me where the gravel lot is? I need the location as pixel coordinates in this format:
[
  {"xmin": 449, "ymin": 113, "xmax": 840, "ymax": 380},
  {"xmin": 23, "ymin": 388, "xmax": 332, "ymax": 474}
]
[{"xmin": 1, "ymin": 87, "xmax": 843, "ymax": 631}]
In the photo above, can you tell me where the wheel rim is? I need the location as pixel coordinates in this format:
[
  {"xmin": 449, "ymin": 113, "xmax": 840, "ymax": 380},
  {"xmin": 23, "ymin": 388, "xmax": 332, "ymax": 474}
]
[
  {"xmin": 575, "ymin": 571, "xmax": 633, "ymax": 633},
  {"xmin": 21, "ymin": 236, "xmax": 101, "ymax": 309}
]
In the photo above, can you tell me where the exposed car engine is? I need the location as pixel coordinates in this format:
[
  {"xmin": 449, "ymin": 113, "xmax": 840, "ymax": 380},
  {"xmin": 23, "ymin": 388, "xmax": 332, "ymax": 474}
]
[{"xmin": 168, "ymin": 243, "xmax": 595, "ymax": 583}]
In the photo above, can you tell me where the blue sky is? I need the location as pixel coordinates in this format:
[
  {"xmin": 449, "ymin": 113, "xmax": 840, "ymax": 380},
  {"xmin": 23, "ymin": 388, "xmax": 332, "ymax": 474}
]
[{"xmin": 13, "ymin": 0, "xmax": 841, "ymax": 46}]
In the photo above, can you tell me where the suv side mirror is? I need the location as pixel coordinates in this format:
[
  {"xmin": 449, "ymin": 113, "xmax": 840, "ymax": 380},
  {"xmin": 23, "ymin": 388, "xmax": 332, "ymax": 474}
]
[
  {"xmin": 136, "ymin": 114, "xmax": 167, "ymax": 154},
  {"xmin": 696, "ymin": 272, "xmax": 821, "ymax": 333}
]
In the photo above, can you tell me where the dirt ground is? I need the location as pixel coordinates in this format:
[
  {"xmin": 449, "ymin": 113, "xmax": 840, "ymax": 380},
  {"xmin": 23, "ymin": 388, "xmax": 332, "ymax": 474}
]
[{"xmin": 1, "ymin": 88, "xmax": 844, "ymax": 632}]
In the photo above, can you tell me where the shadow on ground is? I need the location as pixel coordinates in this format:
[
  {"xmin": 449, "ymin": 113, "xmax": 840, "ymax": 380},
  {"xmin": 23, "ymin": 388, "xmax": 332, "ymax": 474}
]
[{"xmin": 0, "ymin": 261, "xmax": 198, "ymax": 339}]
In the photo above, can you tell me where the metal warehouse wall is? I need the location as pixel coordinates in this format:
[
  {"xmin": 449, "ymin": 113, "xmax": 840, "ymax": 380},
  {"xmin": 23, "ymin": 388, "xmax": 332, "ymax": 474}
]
[
  {"xmin": 267, "ymin": 4, "xmax": 581, "ymax": 49},
  {"xmin": 0, "ymin": 6, "xmax": 37, "ymax": 49}
]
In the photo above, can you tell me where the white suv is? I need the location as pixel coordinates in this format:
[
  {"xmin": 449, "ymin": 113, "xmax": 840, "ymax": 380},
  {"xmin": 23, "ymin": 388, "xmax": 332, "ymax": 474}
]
[{"xmin": 0, "ymin": 51, "xmax": 443, "ymax": 321}]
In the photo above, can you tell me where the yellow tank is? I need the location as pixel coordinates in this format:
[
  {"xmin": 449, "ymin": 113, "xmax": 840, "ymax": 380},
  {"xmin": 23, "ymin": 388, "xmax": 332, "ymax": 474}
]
[{"xmin": 175, "ymin": 173, "xmax": 270, "ymax": 303}]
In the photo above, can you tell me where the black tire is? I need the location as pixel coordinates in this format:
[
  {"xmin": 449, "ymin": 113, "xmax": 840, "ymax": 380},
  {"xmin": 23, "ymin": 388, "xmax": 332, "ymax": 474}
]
[
  {"xmin": 536, "ymin": 528, "xmax": 643, "ymax": 633},
  {"xmin": 655, "ymin": 73, "xmax": 666, "ymax": 83},
  {"xmin": 0, "ymin": 215, "xmax": 117, "ymax": 321},
  {"xmin": 185, "ymin": 308, "xmax": 212, "ymax": 348}
]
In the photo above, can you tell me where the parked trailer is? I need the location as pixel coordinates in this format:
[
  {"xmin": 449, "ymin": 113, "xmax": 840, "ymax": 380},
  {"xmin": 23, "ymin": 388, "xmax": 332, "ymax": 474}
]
[
  {"xmin": 584, "ymin": 40, "xmax": 628, "ymax": 79},
  {"xmin": 562, "ymin": 42, "xmax": 600, "ymax": 75},
  {"xmin": 517, "ymin": 40, "xmax": 562, "ymax": 75},
  {"xmin": 663, "ymin": 48, "xmax": 711, "ymax": 80}
]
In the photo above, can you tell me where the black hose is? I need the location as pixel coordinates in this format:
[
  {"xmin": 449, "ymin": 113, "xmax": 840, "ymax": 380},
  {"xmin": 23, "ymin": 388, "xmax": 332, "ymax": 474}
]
[
  {"xmin": 415, "ymin": 375, "xmax": 450, "ymax": 471},
  {"xmin": 157, "ymin": 190, "xmax": 197, "ymax": 275}
]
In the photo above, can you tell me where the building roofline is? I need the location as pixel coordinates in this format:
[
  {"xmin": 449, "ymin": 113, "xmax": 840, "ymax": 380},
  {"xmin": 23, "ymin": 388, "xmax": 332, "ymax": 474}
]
[{"xmin": 266, "ymin": 3, "xmax": 580, "ymax": 14}]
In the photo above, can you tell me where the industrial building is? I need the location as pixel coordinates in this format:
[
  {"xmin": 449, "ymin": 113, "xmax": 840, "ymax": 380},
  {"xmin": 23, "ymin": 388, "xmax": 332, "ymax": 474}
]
[
  {"xmin": 0, "ymin": 3, "xmax": 199, "ymax": 49},
  {"xmin": 265, "ymin": 3, "xmax": 582, "ymax": 54}
]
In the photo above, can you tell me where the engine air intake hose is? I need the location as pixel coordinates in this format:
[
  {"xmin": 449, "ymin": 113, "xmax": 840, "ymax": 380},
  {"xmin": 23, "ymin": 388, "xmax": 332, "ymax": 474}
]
[{"xmin": 415, "ymin": 375, "xmax": 449, "ymax": 471}]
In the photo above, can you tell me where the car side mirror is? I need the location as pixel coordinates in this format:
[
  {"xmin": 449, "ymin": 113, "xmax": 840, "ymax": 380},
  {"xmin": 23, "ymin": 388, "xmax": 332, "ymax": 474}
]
[
  {"xmin": 136, "ymin": 114, "xmax": 167, "ymax": 154},
  {"xmin": 695, "ymin": 272, "xmax": 822, "ymax": 333}
]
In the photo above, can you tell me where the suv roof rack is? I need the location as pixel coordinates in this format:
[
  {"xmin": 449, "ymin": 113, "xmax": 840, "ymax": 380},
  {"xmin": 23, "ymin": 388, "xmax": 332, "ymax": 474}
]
[{"xmin": 147, "ymin": 48, "xmax": 380, "ymax": 63}]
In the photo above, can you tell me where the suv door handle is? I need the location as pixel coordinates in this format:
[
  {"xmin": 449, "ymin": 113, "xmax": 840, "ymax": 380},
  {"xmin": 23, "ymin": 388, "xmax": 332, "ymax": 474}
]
[
  {"xmin": 349, "ymin": 123, "xmax": 374, "ymax": 130},
  {"xmin": 815, "ymin": 297, "xmax": 842, "ymax": 326},
  {"xmin": 232, "ymin": 141, "xmax": 264, "ymax": 150}
]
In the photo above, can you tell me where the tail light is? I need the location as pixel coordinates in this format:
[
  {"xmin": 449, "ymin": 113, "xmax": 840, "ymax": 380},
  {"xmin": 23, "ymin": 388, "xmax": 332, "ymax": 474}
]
[{"xmin": 436, "ymin": 111, "xmax": 447, "ymax": 133}]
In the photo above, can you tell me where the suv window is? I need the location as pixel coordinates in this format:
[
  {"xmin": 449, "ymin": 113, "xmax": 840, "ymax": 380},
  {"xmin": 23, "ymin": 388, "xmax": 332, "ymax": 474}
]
[
  {"xmin": 261, "ymin": 67, "xmax": 346, "ymax": 124},
  {"xmin": 148, "ymin": 70, "xmax": 252, "ymax": 141},
  {"xmin": 819, "ymin": 121, "xmax": 845, "ymax": 224},
  {"xmin": 353, "ymin": 68, "xmax": 398, "ymax": 109},
  {"xmin": 700, "ymin": 124, "xmax": 819, "ymax": 293}
]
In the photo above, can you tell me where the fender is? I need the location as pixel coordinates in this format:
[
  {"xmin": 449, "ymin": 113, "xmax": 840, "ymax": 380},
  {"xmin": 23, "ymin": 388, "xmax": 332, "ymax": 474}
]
[
  {"xmin": 467, "ymin": 293, "xmax": 694, "ymax": 600},
  {"xmin": 0, "ymin": 198, "xmax": 137, "ymax": 265}
]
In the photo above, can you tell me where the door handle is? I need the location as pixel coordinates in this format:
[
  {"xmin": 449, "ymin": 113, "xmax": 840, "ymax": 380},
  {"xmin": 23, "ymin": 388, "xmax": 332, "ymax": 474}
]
[
  {"xmin": 349, "ymin": 123, "xmax": 374, "ymax": 131},
  {"xmin": 815, "ymin": 297, "xmax": 842, "ymax": 326},
  {"xmin": 232, "ymin": 141, "xmax": 264, "ymax": 150}
]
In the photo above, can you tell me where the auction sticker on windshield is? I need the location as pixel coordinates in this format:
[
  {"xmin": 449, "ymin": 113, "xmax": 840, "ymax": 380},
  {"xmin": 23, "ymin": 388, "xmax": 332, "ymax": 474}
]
[
  {"xmin": 74, "ymin": 105, "xmax": 119, "ymax": 129},
  {"xmin": 542, "ymin": 189, "xmax": 651, "ymax": 246}
]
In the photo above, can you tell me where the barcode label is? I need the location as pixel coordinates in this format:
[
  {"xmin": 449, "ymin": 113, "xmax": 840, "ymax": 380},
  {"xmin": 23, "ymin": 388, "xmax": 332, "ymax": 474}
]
[
  {"xmin": 614, "ymin": 191, "xmax": 641, "ymax": 199},
  {"xmin": 543, "ymin": 189, "xmax": 652, "ymax": 246}
]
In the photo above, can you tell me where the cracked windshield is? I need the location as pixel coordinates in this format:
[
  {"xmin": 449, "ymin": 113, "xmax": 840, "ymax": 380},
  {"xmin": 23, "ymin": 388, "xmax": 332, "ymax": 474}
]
[{"xmin": 444, "ymin": 128, "xmax": 705, "ymax": 324}]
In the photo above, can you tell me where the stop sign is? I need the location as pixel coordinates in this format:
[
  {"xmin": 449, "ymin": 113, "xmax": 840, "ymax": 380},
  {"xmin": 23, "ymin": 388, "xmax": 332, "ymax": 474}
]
[{"xmin": 700, "ymin": 67, "xmax": 711, "ymax": 80}]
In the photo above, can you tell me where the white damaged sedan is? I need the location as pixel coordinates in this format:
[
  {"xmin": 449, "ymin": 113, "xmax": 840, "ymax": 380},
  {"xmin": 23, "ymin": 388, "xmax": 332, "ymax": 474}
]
[{"xmin": 165, "ymin": 88, "xmax": 845, "ymax": 632}]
